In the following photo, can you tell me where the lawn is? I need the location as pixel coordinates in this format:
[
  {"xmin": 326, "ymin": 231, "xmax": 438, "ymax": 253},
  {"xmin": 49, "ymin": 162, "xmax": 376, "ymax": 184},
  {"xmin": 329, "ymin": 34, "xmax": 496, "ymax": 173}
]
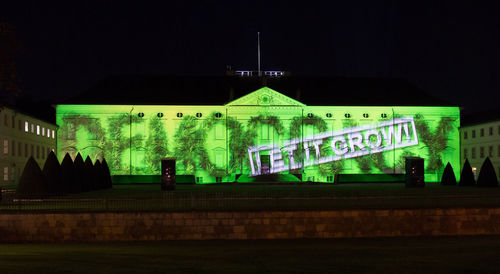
[
  {"xmin": 1, "ymin": 235, "xmax": 500, "ymax": 273},
  {"xmin": 2, "ymin": 183, "xmax": 500, "ymax": 212}
]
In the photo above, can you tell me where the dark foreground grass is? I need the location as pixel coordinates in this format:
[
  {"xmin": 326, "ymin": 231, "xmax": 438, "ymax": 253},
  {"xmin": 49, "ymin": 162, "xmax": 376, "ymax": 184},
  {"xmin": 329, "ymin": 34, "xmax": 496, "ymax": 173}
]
[
  {"xmin": 4, "ymin": 183, "xmax": 500, "ymax": 211},
  {"xmin": 1, "ymin": 236, "xmax": 500, "ymax": 273}
]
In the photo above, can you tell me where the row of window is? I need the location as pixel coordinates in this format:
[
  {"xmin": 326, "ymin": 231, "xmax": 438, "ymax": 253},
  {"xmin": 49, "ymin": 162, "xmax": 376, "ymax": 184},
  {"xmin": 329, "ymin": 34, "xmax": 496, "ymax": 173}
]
[
  {"xmin": 2, "ymin": 139, "xmax": 54, "ymax": 160},
  {"xmin": 135, "ymin": 112, "xmax": 390, "ymax": 119},
  {"xmin": 2, "ymin": 113, "xmax": 55, "ymax": 138},
  {"xmin": 463, "ymin": 145, "xmax": 500, "ymax": 159},
  {"xmin": 463, "ymin": 125, "xmax": 500, "ymax": 139}
]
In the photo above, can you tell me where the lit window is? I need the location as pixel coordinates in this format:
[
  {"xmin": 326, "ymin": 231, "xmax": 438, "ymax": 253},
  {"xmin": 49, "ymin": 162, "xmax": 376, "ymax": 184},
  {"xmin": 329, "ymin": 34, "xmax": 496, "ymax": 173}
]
[
  {"xmin": 46, "ymin": 130, "xmax": 50, "ymax": 138},
  {"xmin": 36, "ymin": 125, "xmax": 40, "ymax": 135},
  {"xmin": 42, "ymin": 127, "xmax": 45, "ymax": 136},
  {"xmin": 24, "ymin": 121, "xmax": 29, "ymax": 132},
  {"xmin": 3, "ymin": 167, "xmax": 8, "ymax": 181},
  {"xmin": 3, "ymin": 140, "xmax": 8, "ymax": 154},
  {"xmin": 31, "ymin": 124, "xmax": 34, "ymax": 133},
  {"xmin": 52, "ymin": 130, "xmax": 55, "ymax": 138}
]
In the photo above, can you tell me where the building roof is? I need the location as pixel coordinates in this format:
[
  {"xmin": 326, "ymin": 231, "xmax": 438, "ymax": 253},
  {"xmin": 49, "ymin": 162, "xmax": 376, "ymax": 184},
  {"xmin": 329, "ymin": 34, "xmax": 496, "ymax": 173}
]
[{"xmin": 62, "ymin": 75, "xmax": 453, "ymax": 107}]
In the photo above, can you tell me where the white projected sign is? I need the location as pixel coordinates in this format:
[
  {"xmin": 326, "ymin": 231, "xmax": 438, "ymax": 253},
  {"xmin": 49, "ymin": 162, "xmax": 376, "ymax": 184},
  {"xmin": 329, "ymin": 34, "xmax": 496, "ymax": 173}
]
[{"xmin": 248, "ymin": 116, "xmax": 419, "ymax": 176}]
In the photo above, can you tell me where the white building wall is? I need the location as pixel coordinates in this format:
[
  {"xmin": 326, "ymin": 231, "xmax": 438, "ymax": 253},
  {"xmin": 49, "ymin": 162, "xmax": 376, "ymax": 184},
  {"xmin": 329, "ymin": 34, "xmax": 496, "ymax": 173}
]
[
  {"xmin": 460, "ymin": 120, "xmax": 500, "ymax": 180},
  {"xmin": 0, "ymin": 107, "xmax": 57, "ymax": 188}
]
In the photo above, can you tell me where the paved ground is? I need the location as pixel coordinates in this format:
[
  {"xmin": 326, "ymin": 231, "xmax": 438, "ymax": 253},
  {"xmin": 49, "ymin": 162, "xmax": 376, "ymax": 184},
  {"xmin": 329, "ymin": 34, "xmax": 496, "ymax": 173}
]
[{"xmin": 1, "ymin": 235, "xmax": 500, "ymax": 273}]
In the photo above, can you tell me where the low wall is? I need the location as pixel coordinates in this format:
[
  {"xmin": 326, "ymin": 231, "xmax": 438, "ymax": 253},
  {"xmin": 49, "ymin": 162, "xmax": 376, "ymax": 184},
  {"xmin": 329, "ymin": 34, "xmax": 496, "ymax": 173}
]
[{"xmin": 1, "ymin": 208, "xmax": 500, "ymax": 242}]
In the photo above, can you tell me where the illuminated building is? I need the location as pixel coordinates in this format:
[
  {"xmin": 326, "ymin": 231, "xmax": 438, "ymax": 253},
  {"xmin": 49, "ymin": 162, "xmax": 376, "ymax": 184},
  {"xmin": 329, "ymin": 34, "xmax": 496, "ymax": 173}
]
[
  {"xmin": 56, "ymin": 75, "xmax": 460, "ymax": 183},
  {"xmin": 0, "ymin": 106, "xmax": 57, "ymax": 187},
  {"xmin": 460, "ymin": 111, "xmax": 500, "ymax": 180}
]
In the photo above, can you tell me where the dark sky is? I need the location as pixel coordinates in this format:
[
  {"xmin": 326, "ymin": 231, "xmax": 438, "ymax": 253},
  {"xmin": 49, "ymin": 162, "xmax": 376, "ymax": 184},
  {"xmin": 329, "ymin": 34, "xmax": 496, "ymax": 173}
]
[{"xmin": 2, "ymin": 1, "xmax": 499, "ymax": 113}]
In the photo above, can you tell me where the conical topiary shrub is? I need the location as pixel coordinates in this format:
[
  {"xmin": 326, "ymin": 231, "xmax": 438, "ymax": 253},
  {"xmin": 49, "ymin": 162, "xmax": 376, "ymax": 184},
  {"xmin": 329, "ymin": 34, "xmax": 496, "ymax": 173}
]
[
  {"xmin": 459, "ymin": 159, "xmax": 476, "ymax": 186},
  {"xmin": 42, "ymin": 151, "xmax": 63, "ymax": 196},
  {"xmin": 477, "ymin": 157, "xmax": 498, "ymax": 187},
  {"xmin": 61, "ymin": 153, "xmax": 80, "ymax": 194},
  {"xmin": 16, "ymin": 157, "xmax": 48, "ymax": 199},
  {"xmin": 74, "ymin": 153, "xmax": 87, "ymax": 192},
  {"xmin": 102, "ymin": 158, "xmax": 113, "ymax": 189},
  {"xmin": 94, "ymin": 160, "xmax": 105, "ymax": 190},
  {"xmin": 440, "ymin": 162, "xmax": 457, "ymax": 186},
  {"xmin": 84, "ymin": 156, "xmax": 96, "ymax": 191}
]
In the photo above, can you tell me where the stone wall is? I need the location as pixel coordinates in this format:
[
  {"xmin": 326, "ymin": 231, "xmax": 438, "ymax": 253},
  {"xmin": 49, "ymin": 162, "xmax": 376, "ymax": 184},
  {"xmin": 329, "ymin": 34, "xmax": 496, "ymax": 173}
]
[{"xmin": 1, "ymin": 208, "xmax": 500, "ymax": 242}]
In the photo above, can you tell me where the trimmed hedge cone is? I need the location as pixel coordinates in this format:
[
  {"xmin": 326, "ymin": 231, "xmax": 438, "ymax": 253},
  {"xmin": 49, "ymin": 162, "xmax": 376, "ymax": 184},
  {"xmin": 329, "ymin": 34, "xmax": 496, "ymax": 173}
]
[
  {"xmin": 440, "ymin": 162, "xmax": 457, "ymax": 186},
  {"xmin": 102, "ymin": 158, "xmax": 113, "ymax": 189},
  {"xmin": 61, "ymin": 153, "xmax": 80, "ymax": 194},
  {"xmin": 459, "ymin": 159, "xmax": 476, "ymax": 186},
  {"xmin": 16, "ymin": 157, "xmax": 48, "ymax": 198},
  {"xmin": 43, "ymin": 151, "xmax": 64, "ymax": 195},
  {"xmin": 477, "ymin": 157, "xmax": 498, "ymax": 187}
]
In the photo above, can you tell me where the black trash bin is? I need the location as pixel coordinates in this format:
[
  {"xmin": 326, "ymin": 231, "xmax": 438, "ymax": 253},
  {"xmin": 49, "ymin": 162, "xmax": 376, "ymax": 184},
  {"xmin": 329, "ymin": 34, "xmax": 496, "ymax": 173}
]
[
  {"xmin": 405, "ymin": 157, "xmax": 425, "ymax": 187},
  {"xmin": 161, "ymin": 158, "xmax": 176, "ymax": 191}
]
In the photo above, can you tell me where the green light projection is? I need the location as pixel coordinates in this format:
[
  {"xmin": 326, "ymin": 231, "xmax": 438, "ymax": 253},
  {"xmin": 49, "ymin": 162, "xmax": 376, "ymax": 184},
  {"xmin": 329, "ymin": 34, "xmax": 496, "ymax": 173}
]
[{"xmin": 56, "ymin": 87, "xmax": 460, "ymax": 183}]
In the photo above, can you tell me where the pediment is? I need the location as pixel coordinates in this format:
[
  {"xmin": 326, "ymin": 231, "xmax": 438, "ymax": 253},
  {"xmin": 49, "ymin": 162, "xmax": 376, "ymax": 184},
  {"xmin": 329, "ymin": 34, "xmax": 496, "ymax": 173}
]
[{"xmin": 225, "ymin": 87, "xmax": 306, "ymax": 107}]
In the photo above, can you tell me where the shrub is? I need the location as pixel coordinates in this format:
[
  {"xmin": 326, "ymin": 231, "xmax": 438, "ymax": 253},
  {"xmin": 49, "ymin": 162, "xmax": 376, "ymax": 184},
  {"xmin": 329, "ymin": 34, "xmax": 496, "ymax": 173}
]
[
  {"xmin": 42, "ymin": 151, "xmax": 64, "ymax": 195},
  {"xmin": 440, "ymin": 162, "xmax": 457, "ymax": 186},
  {"xmin": 477, "ymin": 157, "xmax": 498, "ymax": 187},
  {"xmin": 459, "ymin": 159, "xmax": 476, "ymax": 186},
  {"xmin": 102, "ymin": 158, "xmax": 113, "ymax": 189},
  {"xmin": 16, "ymin": 157, "xmax": 48, "ymax": 198},
  {"xmin": 61, "ymin": 153, "xmax": 80, "ymax": 193},
  {"xmin": 84, "ymin": 156, "xmax": 96, "ymax": 191},
  {"xmin": 74, "ymin": 153, "xmax": 87, "ymax": 192},
  {"xmin": 94, "ymin": 160, "xmax": 105, "ymax": 190}
]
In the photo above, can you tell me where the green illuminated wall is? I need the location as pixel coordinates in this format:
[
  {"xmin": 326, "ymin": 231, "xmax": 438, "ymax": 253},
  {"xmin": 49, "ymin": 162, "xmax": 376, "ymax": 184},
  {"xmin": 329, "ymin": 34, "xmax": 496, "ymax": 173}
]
[{"xmin": 56, "ymin": 87, "xmax": 460, "ymax": 183}]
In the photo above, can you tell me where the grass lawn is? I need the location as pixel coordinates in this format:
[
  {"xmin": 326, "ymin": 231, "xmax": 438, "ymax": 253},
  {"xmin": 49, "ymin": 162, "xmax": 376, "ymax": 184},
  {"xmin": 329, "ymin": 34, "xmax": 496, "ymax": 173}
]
[
  {"xmin": 3, "ymin": 183, "xmax": 500, "ymax": 212},
  {"xmin": 1, "ymin": 236, "xmax": 500, "ymax": 273}
]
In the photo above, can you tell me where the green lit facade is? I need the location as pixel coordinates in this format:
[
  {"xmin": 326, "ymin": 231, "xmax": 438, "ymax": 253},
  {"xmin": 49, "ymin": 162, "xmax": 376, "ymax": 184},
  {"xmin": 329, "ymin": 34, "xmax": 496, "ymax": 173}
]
[{"xmin": 56, "ymin": 87, "xmax": 460, "ymax": 183}]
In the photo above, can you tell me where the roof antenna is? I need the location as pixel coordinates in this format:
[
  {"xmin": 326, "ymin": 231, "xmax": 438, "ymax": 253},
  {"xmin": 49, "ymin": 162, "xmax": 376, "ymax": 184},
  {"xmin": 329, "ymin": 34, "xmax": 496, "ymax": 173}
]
[{"xmin": 257, "ymin": 32, "xmax": 261, "ymax": 77}]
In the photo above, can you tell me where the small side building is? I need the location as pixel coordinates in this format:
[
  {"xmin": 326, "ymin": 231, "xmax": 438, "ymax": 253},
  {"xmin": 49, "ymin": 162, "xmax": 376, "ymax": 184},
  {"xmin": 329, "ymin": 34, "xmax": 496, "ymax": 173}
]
[
  {"xmin": 0, "ymin": 105, "xmax": 57, "ymax": 188},
  {"xmin": 460, "ymin": 111, "xmax": 500, "ymax": 180}
]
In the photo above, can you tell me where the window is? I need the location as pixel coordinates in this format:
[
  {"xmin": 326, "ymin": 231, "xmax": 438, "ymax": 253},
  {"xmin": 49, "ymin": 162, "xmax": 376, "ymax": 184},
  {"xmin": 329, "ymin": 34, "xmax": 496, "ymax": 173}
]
[
  {"xmin": 362, "ymin": 113, "xmax": 369, "ymax": 118},
  {"xmin": 480, "ymin": 128, "xmax": 484, "ymax": 137},
  {"xmin": 4, "ymin": 114, "xmax": 8, "ymax": 126},
  {"xmin": 176, "ymin": 113, "xmax": 183, "ymax": 118},
  {"xmin": 3, "ymin": 140, "xmax": 8, "ymax": 154},
  {"xmin": 52, "ymin": 129, "xmax": 55, "ymax": 138},
  {"xmin": 3, "ymin": 167, "xmax": 8, "ymax": 181},
  {"xmin": 31, "ymin": 124, "xmax": 34, "ymax": 133},
  {"xmin": 381, "ymin": 113, "xmax": 388, "ymax": 118},
  {"xmin": 31, "ymin": 144, "xmax": 34, "ymax": 157},
  {"xmin": 326, "ymin": 113, "xmax": 332, "ymax": 118},
  {"xmin": 472, "ymin": 147, "xmax": 476, "ymax": 159},
  {"xmin": 42, "ymin": 127, "xmax": 45, "ymax": 136},
  {"xmin": 472, "ymin": 130, "xmax": 476, "ymax": 138},
  {"xmin": 18, "ymin": 142, "xmax": 21, "ymax": 157},
  {"xmin": 489, "ymin": 146, "xmax": 493, "ymax": 158},
  {"xmin": 464, "ymin": 148, "xmax": 468, "ymax": 159},
  {"xmin": 463, "ymin": 131, "xmax": 468, "ymax": 139},
  {"xmin": 25, "ymin": 121, "xmax": 29, "ymax": 132},
  {"xmin": 196, "ymin": 113, "xmax": 203, "ymax": 118},
  {"xmin": 11, "ymin": 140, "xmax": 15, "ymax": 156},
  {"xmin": 36, "ymin": 146, "xmax": 40, "ymax": 159},
  {"xmin": 11, "ymin": 116, "xmax": 15, "ymax": 128},
  {"xmin": 18, "ymin": 119, "xmax": 21, "ymax": 130},
  {"xmin": 157, "ymin": 113, "xmax": 163, "ymax": 118},
  {"xmin": 214, "ymin": 112, "xmax": 222, "ymax": 118},
  {"xmin": 498, "ymin": 145, "xmax": 500, "ymax": 157},
  {"xmin": 36, "ymin": 125, "xmax": 40, "ymax": 135},
  {"xmin": 46, "ymin": 130, "xmax": 50, "ymax": 138},
  {"xmin": 41, "ymin": 146, "xmax": 45, "ymax": 160},
  {"xmin": 138, "ymin": 112, "xmax": 144, "ymax": 117},
  {"xmin": 480, "ymin": 147, "xmax": 484, "ymax": 158},
  {"xmin": 490, "ymin": 127, "xmax": 493, "ymax": 136},
  {"xmin": 344, "ymin": 113, "xmax": 351, "ymax": 118},
  {"xmin": 498, "ymin": 125, "xmax": 500, "ymax": 135},
  {"xmin": 216, "ymin": 177, "xmax": 222, "ymax": 183},
  {"xmin": 25, "ymin": 143, "xmax": 28, "ymax": 157}
]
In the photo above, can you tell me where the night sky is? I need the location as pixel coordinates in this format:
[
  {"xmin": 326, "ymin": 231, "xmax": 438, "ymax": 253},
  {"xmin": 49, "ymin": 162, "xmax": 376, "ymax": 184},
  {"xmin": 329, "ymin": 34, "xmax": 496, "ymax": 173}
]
[{"xmin": 2, "ymin": 1, "xmax": 499, "ymax": 113}]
